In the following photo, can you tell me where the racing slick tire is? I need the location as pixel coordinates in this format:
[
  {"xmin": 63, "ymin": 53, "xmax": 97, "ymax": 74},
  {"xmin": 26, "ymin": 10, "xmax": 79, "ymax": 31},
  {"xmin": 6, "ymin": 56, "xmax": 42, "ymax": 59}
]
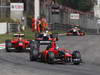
[
  {"xmin": 47, "ymin": 52, "xmax": 55, "ymax": 64},
  {"xmin": 40, "ymin": 53, "xmax": 45, "ymax": 62},
  {"xmin": 5, "ymin": 40, "xmax": 12, "ymax": 52},
  {"xmin": 80, "ymin": 32, "xmax": 85, "ymax": 36},
  {"xmin": 29, "ymin": 41, "xmax": 39, "ymax": 61},
  {"xmin": 73, "ymin": 32, "xmax": 78, "ymax": 36},
  {"xmin": 72, "ymin": 50, "xmax": 81, "ymax": 65},
  {"xmin": 30, "ymin": 49, "xmax": 39, "ymax": 61}
]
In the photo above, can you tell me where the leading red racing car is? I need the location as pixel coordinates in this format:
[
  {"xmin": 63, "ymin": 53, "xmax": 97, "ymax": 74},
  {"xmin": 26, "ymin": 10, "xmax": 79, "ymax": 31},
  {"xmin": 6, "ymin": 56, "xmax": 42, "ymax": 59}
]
[
  {"xmin": 29, "ymin": 39, "xmax": 82, "ymax": 65},
  {"xmin": 5, "ymin": 33, "xmax": 34, "ymax": 52}
]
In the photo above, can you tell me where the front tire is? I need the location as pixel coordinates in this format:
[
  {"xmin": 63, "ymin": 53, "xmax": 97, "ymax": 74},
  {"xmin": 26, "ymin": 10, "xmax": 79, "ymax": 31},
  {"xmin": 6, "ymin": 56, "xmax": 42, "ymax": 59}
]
[
  {"xmin": 47, "ymin": 52, "xmax": 55, "ymax": 64},
  {"xmin": 29, "ymin": 41, "xmax": 39, "ymax": 61},
  {"xmin": 30, "ymin": 49, "xmax": 39, "ymax": 61},
  {"xmin": 72, "ymin": 50, "xmax": 81, "ymax": 65},
  {"xmin": 40, "ymin": 53, "xmax": 45, "ymax": 62},
  {"xmin": 5, "ymin": 40, "xmax": 12, "ymax": 52}
]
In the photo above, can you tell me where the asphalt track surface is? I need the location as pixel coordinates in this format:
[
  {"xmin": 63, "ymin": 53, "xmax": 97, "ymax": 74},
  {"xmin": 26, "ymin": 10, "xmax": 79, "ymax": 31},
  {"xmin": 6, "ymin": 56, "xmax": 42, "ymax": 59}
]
[{"xmin": 0, "ymin": 35, "xmax": 100, "ymax": 75}]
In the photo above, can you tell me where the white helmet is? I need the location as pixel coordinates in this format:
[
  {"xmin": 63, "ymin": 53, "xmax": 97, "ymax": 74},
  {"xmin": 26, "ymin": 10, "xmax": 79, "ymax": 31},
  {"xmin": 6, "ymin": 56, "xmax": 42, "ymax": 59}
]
[
  {"xmin": 75, "ymin": 27, "xmax": 78, "ymax": 28},
  {"xmin": 46, "ymin": 30, "xmax": 48, "ymax": 33}
]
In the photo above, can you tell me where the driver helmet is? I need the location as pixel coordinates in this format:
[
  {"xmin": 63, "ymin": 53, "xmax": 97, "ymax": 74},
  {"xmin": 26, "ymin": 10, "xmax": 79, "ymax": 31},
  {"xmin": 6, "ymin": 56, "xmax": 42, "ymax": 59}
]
[
  {"xmin": 43, "ymin": 33, "xmax": 47, "ymax": 36},
  {"xmin": 74, "ymin": 27, "xmax": 78, "ymax": 29},
  {"xmin": 46, "ymin": 30, "xmax": 48, "ymax": 33}
]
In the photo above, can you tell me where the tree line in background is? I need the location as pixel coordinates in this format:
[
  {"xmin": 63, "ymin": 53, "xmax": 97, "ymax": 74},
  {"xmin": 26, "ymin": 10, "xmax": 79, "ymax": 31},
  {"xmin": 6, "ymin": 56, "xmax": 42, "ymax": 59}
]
[{"xmin": 56, "ymin": 0, "xmax": 96, "ymax": 12}]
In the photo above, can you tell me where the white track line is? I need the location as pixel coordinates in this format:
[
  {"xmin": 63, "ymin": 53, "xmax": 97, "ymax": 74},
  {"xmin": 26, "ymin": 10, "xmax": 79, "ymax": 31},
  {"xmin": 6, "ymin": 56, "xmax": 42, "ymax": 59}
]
[{"xmin": 0, "ymin": 43, "xmax": 5, "ymax": 49}]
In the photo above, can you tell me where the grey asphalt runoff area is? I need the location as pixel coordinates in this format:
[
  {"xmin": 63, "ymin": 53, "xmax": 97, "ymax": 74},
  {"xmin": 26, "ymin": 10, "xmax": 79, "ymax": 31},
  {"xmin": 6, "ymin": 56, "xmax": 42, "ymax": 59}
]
[{"xmin": 0, "ymin": 35, "xmax": 100, "ymax": 75}]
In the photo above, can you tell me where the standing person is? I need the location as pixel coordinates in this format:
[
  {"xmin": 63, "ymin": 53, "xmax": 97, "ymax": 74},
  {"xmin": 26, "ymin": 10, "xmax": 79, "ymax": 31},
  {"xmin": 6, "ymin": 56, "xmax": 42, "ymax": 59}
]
[
  {"xmin": 20, "ymin": 17, "xmax": 26, "ymax": 32},
  {"xmin": 37, "ymin": 18, "xmax": 42, "ymax": 33},
  {"xmin": 41, "ymin": 17, "xmax": 48, "ymax": 32},
  {"xmin": 32, "ymin": 17, "xmax": 36, "ymax": 32},
  {"xmin": 36, "ymin": 17, "xmax": 48, "ymax": 33},
  {"xmin": 17, "ymin": 20, "xmax": 21, "ymax": 32}
]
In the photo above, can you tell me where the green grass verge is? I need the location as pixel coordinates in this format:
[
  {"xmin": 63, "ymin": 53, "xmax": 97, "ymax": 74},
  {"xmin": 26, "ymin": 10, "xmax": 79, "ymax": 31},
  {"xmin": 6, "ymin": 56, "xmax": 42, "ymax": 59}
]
[
  {"xmin": 19, "ymin": 28, "xmax": 35, "ymax": 40},
  {"xmin": 51, "ymin": 30, "xmax": 66, "ymax": 34},
  {"xmin": 0, "ymin": 28, "xmax": 66, "ymax": 43},
  {"xmin": 0, "ymin": 28, "xmax": 34, "ymax": 43}
]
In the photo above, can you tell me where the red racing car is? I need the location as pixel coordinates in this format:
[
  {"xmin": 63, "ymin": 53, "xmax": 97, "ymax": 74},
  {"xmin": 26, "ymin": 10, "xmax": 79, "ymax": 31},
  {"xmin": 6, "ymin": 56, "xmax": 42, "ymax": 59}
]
[
  {"xmin": 5, "ymin": 33, "xmax": 34, "ymax": 52},
  {"xmin": 29, "ymin": 39, "xmax": 82, "ymax": 65}
]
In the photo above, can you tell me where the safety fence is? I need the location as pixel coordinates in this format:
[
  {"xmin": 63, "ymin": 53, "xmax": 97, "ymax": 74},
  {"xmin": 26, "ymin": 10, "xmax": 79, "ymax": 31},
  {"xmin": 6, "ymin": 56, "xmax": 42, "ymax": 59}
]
[
  {"xmin": 0, "ymin": 1, "xmax": 10, "ymax": 18},
  {"xmin": 7, "ymin": 23, "xmax": 19, "ymax": 33},
  {"xmin": 0, "ymin": 23, "xmax": 19, "ymax": 34},
  {"xmin": 41, "ymin": 2, "xmax": 100, "ymax": 34}
]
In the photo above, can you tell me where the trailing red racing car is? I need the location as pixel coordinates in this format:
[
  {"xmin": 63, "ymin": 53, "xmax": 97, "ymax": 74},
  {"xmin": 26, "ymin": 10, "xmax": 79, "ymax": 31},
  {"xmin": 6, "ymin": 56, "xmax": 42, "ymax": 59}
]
[
  {"xmin": 5, "ymin": 33, "xmax": 34, "ymax": 52},
  {"xmin": 35, "ymin": 30, "xmax": 58, "ymax": 45},
  {"xmin": 66, "ymin": 27, "xmax": 85, "ymax": 36},
  {"xmin": 29, "ymin": 39, "xmax": 82, "ymax": 65}
]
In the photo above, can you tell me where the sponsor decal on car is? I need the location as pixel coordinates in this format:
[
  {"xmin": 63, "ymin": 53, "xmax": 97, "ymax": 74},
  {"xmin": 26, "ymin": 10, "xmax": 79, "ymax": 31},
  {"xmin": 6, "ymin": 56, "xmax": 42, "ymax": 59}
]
[{"xmin": 40, "ymin": 41, "xmax": 50, "ymax": 43}]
